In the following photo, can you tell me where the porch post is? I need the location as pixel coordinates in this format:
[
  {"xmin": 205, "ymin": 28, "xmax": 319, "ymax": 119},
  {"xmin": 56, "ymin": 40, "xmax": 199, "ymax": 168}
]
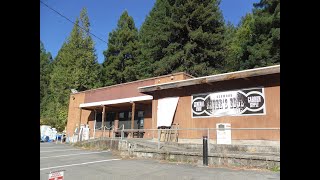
[
  {"xmin": 93, "ymin": 109, "xmax": 97, "ymax": 139},
  {"xmin": 78, "ymin": 108, "xmax": 82, "ymax": 141},
  {"xmin": 78, "ymin": 108, "xmax": 82, "ymax": 129},
  {"xmin": 114, "ymin": 112, "xmax": 119, "ymax": 131},
  {"xmin": 102, "ymin": 105, "xmax": 107, "ymax": 138},
  {"xmin": 101, "ymin": 105, "xmax": 106, "ymax": 128},
  {"xmin": 131, "ymin": 102, "xmax": 135, "ymax": 136}
]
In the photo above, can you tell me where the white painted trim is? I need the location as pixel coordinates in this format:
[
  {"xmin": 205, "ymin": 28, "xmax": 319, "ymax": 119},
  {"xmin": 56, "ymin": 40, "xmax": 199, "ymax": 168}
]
[{"xmin": 80, "ymin": 95, "xmax": 153, "ymax": 108}]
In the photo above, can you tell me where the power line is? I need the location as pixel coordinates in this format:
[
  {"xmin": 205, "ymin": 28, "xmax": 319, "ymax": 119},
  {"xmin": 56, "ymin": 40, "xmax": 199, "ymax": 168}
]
[{"xmin": 40, "ymin": 0, "xmax": 107, "ymax": 44}]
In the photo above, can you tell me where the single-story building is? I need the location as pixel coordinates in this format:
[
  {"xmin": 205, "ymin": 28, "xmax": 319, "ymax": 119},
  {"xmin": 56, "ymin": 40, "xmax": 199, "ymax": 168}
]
[{"xmin": 66, "ymin": 65, "xmax": 280, "ymax": 145}]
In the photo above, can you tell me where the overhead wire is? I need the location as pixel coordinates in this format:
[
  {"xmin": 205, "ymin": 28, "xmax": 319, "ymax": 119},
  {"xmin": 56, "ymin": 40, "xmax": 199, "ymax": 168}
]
[{"xmin": 40, "ymin": 0, "xmax": 107, "ymax": 44}]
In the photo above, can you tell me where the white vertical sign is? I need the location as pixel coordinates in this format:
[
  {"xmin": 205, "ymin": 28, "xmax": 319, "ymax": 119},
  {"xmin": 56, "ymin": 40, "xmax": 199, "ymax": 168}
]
[
  {"xmin": 82, "ymin": 127, "xmax": 90, "ymax": 140},
  {"xmin": 216, "ymin": 123, "xmax": 231, "ymax": 144}
]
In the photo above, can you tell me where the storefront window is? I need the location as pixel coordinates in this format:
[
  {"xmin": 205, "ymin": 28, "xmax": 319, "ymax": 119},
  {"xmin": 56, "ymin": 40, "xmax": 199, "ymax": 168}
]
[
  {"xmin": 118, "ymin": 111, "xmax": 144, "ymax": 129},
  {"xmin": 94, "ymin": 111, "xmax": 115, "ymax": 129}
]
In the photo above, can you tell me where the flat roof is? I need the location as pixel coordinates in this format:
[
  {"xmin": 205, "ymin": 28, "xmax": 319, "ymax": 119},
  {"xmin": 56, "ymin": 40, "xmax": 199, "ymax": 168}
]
[
  {"xmin": 71, "ymin": 72, "xmax": 194, "ymax": 95},
  {"xmin": 138, "ymin": 65, "xmax": 280, "ymax": 93}
]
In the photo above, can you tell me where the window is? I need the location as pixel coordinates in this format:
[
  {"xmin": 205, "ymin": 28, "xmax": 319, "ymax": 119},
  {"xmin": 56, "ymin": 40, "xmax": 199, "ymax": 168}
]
[
  {"xmin": 118, "ymin": 111, "xmax": 144, "ymax": 129},
  {"xmin": 119, "ymin": 111, "xmax": 131, "ymax": 129},
  {"xmin": 94, "ymin": 111, "xmax": 115, "ymax": 130},
  {"xmin": 95, "ymin": 111, "xmax": 102, "ymax": 130},
  {"xmin": 106, "ymin": 112, "xmax": 115, "ymax": 128}
]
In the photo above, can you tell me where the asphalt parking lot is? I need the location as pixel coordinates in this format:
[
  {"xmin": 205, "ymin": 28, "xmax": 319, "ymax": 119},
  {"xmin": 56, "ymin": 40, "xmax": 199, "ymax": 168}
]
[{"xmin": 40, "ymin": 143, "xmax": 280, "ymax": 180}]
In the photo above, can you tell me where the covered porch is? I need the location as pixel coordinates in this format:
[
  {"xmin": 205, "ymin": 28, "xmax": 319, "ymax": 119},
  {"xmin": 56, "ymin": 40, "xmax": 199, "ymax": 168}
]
[{"xmin": 78, "ymin": 95, "xmax": 153, "ymax": 139}]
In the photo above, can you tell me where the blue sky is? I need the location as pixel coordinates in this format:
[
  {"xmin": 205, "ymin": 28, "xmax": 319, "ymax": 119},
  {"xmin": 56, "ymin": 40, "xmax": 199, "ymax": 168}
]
[{"xmin": 40, "ymin": 0, "xmax": 259, "ymax": 64}]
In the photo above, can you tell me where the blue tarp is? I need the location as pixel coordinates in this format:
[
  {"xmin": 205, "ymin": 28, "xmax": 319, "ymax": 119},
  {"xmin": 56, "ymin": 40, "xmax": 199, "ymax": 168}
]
[
  {"xmin": 41, "ymin": 136, "xmax": 49, "ymax": 142},
  {"xmin": 56, "ymin": 134, "xmax": 62, "ymax": 140}
]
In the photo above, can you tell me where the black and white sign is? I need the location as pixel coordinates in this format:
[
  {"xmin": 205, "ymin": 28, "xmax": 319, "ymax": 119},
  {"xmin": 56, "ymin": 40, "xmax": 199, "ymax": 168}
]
[{"xmin": 192, "ymin": 87, "xmax": 265, "ymax": 118}]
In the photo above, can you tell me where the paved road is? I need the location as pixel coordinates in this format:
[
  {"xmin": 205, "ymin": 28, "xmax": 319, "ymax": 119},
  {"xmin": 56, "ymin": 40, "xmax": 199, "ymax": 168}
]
[{"xmin": 40, "ymin": 143, "xmax": 280, "ymax": 180}]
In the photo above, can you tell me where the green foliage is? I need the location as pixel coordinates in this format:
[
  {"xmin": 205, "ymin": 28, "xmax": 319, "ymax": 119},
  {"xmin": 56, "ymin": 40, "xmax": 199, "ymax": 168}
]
[
  {"xmin": 137, "ymin": 0, "xmax": 173, "ymax": 78},
  {"xmin": 224, "ymin": 14, "xmax": 254, "ymax": 71},
  {"xmin": 224, "ymin": 0, "xmax": 280, "ymax": 71},
  {"xmin": 40, "ymin": 1, "xmax": 280, "ymax": 132},
  {"xmin": 138, "ymin": 0, "xmax": 226, "ymax": 77},
  {"xmin": 102, "ymin": 11, "xmax": 140, "ymax": 85},
  {"xmin": 40, "ymin": 101, "xmax": 67, "ymax": 132},
  {"xmin": 41, "ymin": 8, "xmax": 101, "ymax": 132},
  {"xmin": 241, "ymin": 0, "xmax": 280, "ymax": 70},
  {"xmin": 269, "ymin": 165, "xmax": 280, "ymax": 172},
  {"xmin": 40, "ymin": 41, "xmax": 53, "ymax": 112}
]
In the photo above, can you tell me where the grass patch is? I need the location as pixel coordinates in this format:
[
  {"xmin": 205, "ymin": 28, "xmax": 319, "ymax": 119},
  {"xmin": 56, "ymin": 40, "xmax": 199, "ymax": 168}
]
[
  {"xmin": 269, "ymin": 165, "xmax": 280, "ymax": 172},
  {"xmin": 168, "ymin": 158, "xmax": 177, "ymax": 162}
]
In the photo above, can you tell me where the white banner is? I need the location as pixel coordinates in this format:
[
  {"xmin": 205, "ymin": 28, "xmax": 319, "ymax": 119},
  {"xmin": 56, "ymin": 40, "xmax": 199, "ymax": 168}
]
[{"xmin": 157, "ymin": 97, "xmax": 179, "ymax": 127}]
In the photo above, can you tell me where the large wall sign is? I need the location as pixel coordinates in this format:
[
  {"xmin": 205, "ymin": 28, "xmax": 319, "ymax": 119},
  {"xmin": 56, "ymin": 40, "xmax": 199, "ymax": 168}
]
[{"xmin": 192, "ymin": 87, "xmax": 265, "ymax": 118}]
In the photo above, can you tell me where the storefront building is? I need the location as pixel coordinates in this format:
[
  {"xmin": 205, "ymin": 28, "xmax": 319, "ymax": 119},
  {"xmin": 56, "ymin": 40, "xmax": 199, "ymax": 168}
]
[{"xmin": 66, "ymin": 65, "xmax": 280, "ymax": 145}]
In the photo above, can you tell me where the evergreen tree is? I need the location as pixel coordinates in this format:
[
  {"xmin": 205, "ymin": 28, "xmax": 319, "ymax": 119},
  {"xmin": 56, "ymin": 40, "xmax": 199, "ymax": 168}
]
[
  {"xmin": 224, "ymin": 14, "xmax": 254, "ymax": 71},
  {"xmin": 45, "ymin": 8, "xmax": 101, "ymax": 131},
  {"xmin": 40, "ymin": 41, "xmax": 53, "ymax": 114},
  {"xmin": 102, "ymin": 11, "xmax": 140, "ymax": 85},
  {"xmin": 138, "ymin": 0, "xmax": 173, "ymax": 78},
  {"xmin": 239, "ymin": 0, "xmax": 280, "ymax": 69},
  {"xmin": 222, "ymin": 22, "xmax": 237, "ymax": 72},
  {"xmin": 139, "ymin": 0, "xmax": 226, "ymax": 77}
]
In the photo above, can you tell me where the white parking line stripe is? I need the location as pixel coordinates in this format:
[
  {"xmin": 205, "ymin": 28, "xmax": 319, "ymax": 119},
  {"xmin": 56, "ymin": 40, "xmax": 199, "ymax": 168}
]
[
  {"xmin": 40, "ymin": 149, "xmax": 81, "ymax": 153},
  {"xmin": 40, "ymin": 143, "xmax": 56, "ymax": 145},
  {"xmin": 40, "ymin": 159, "xmax": 121, "ymax": 171},
  {"xmin": 40, "ymin": 151, "xmax": 109, "ymax": 159}
]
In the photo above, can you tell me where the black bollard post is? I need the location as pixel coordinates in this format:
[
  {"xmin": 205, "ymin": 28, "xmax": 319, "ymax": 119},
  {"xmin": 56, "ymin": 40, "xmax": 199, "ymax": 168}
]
[{"xmin": 203, "ymin": 136, "xmax": 208, "ymax": 166}]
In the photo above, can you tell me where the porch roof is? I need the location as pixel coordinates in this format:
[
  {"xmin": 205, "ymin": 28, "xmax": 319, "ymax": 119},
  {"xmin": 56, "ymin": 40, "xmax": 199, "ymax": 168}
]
[{"xmin": 79, "ymin": 95, "xmax": 153, "ymax": 109}]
